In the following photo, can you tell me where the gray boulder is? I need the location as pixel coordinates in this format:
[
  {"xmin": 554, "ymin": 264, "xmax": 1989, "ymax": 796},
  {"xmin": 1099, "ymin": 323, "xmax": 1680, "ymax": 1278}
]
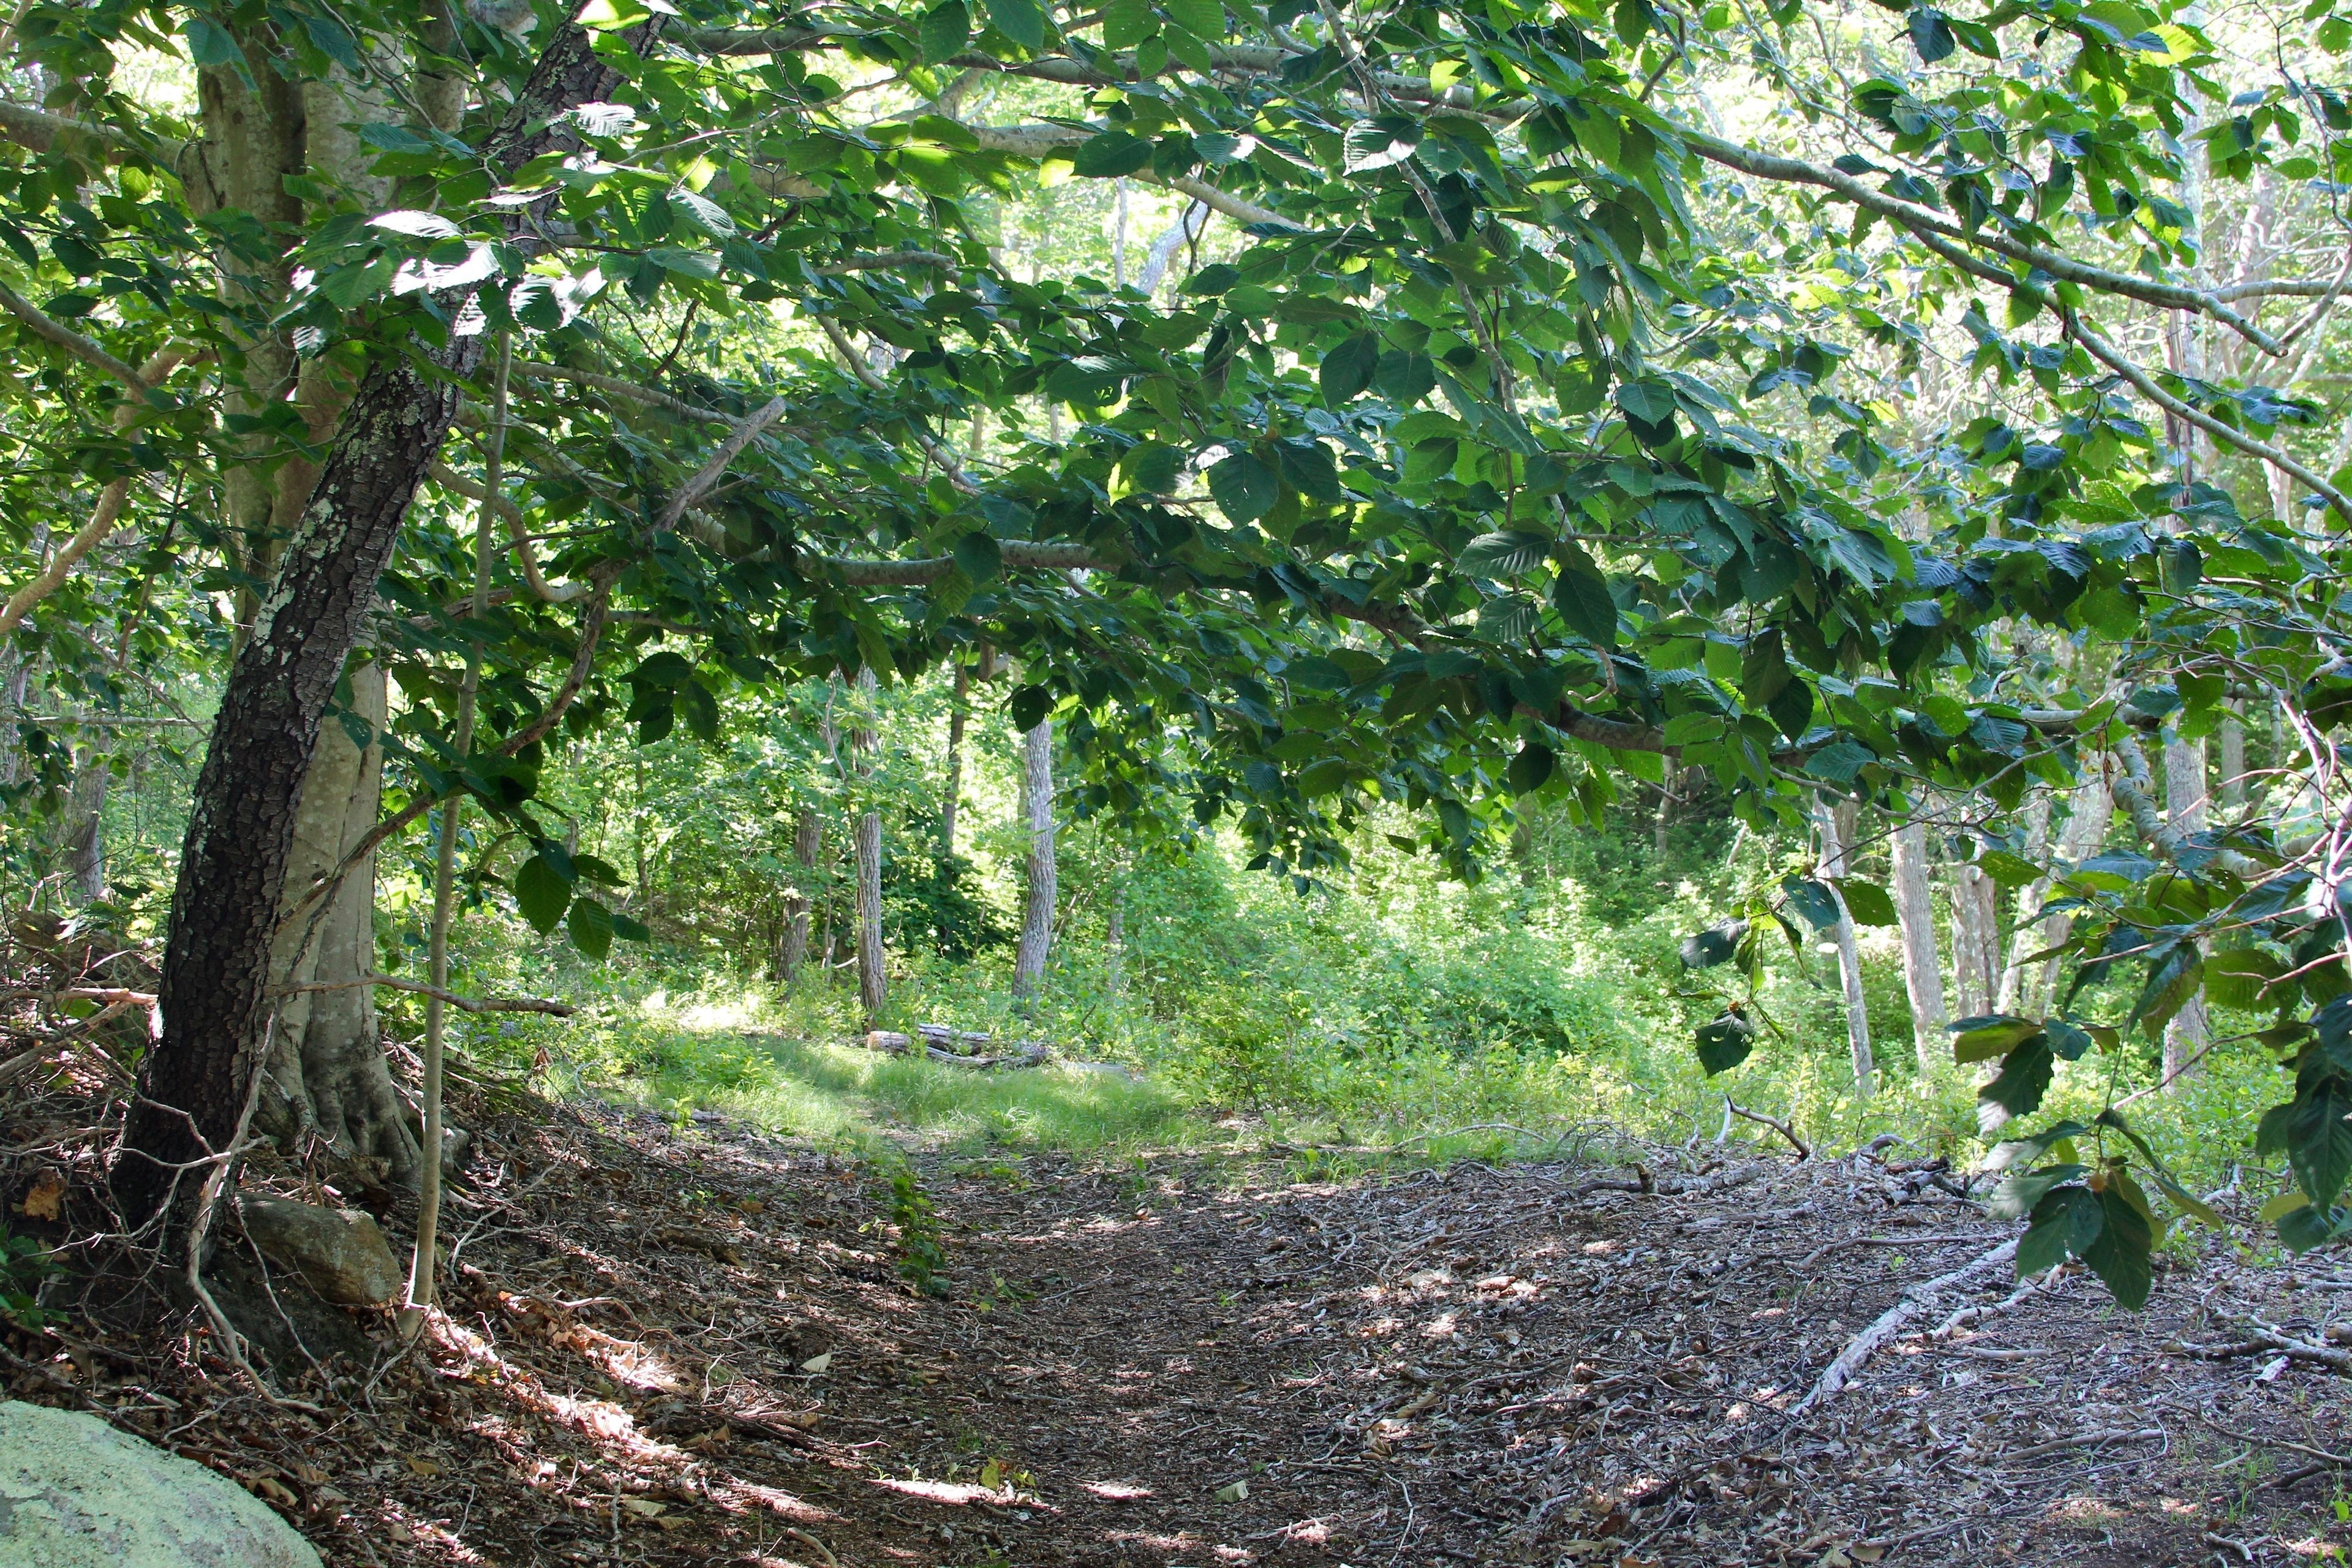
[
  {"xmin": 0, "ymin": 1400, "xmax": 321, "ymax": 1568},
  {"xmin": 238, "ymin": 1194, "xmax": 403, "ymax": 1305}
]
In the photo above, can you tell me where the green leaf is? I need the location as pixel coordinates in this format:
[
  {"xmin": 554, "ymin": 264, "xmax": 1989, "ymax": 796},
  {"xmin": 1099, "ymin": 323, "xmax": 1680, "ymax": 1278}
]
[
  {"xmin": 514, "ymin": 854, "xmax": 573, "ymax": 934},
  {"xmin": 920, "ymin": 0, "xmax": 971, "ymax": 61},
  {"xmin": 1679, "ymin": 920, "xmax": 1747, "ymax": 970},
  {"xmin": 1009, "ymin": 684, "xmax": 1052, "ymax": 732},
  {"xmin": 612, "ymin": 910, "xmax": 653, "ymax": 943},
  {"xmin": 1694, "ymin": 1010, "xmax": 1755, "ymax": 1074},
  {"xmin": 2017, "ymin": 1184, "xmax": 2102, "ymax": 1278},
  {"xmin": 1320, "ymin": 331, "xmax": 1379, "ymax": 405},
  {"xmin": 567, "ymin": 895, "xmax": 616, "ymax": 960},
  {"xmin": 1553, "ymin": 562, "xmax": 1618, "ymax": 649},
  {"xmin": 2125, "ymin": 941, "xmax": 2202, "ymax": 1039},
  {"xmin": 1986, "ymin": 1163, "xmax": 2086, "ymax": 1221},
  {"xmin": 184, "ymin": 15, "xmax": 248, "ymax": 69},
  {"xmin": 1207, "ymin": 449, "xmax": 1279, "ymax": 523},
  {"xmin": 1822, "ymin": 881, "xmax": 1888, "ymax": 929},
  {"xmin": 2285, "ymin": 1074, "xmax": 2352, "ymax": 1208},
  {"xmin": 1613, "ymin": 378, "xmax": 1677, "ymax": 426},
  {"xmin": 1952, "ymin": 1015, "xmax": 2042, "ymax": 1063},
  {"xmin": 1458, "ymin": 530, "xmax": 1550, "ymax": 576},
  {"xmin": 1507, "ymin": 742, "xmax": 1555, "ymax": 795},
  {"xmin": 953, "ymin": 532, "xmax": 1001, "ymax": 583},
  {"xmin": 1102, "ymin": 0, "xmax": 1154, "ymax": 47},
  {"xmin": 1163, "ymin": 0, "xmax": 1223, "ymax": 37},
  {"xmin": 1343, "ymin": 116, "xmax": 1422, "ymax": 172},
  {"xmin": 984, "ymin": 0, "xmax": 1047, "ymax": 49},
  {"xmin": 1779, "ymin": 875, "xmax": 1841, "ymax": 932},
  {"xmin": 2082, "ymin": 1183, "xmax": 2154, "ymax": 1308},
  {"xmin": 1119, "ymin": 440, "xmax": 1185, "ymax": 495},
  {"xmin": 1072, "ymin": 129, "xmax": 1155, "ymax": 178},
  {"xmin": 1977, "ymin": 1035, "xmax": 2054, "ymax": 1133},
  {"xmin": 2206, "ymin": 946, "xmax": 2285, "ymax": 1011}
]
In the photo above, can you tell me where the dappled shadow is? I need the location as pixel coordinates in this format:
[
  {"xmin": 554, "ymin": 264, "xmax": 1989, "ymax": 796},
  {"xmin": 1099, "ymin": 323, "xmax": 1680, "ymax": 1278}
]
[{"xmin": 23, "ymin": 1095, "xmax": 2343, "ymax": 1567}]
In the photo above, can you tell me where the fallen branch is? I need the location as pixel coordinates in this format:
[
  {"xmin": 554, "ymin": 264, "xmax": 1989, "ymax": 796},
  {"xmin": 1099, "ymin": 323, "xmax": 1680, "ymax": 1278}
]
[
  {"xmin": 276, "ymin": 974, "xmax": 574, "ymax": 1017},
  {"xmin": 861, "ymin": 1030, "xmax": 1047, "ymax": 1069},
  {"xmin": 2179, "ymin": 1318, "xmax": 2352, "ymax": 1375},
  {"xmin": 1722, "ymin": 1095, "xmax": 1809, "ymax": 1159},
  {"xmin": 1926, "ymin": 1265, "xmax": 2066, "ymax": 1341},
  {"xmin": 2192, "ymin": 1412, "xmax": 2352, "ymax": 1490},
  {"xmin": 1792, "ymin": 1237, "xmax": 2019, "ymax": 1412},
  {"xmin": 2005, "ymin": 1426, "xmax": 2165, "ymax": 1462}
]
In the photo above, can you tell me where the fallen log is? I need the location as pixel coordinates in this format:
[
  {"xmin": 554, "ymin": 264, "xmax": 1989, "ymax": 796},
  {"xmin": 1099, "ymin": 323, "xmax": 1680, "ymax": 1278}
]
[{"xmin": 862, "ymin": 1031, "xmax": 1049, "ymax": 1070}]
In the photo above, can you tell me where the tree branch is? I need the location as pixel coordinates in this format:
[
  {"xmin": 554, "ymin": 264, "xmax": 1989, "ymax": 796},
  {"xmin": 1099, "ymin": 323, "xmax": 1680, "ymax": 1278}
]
[
  {"xmin": 813, "ymin": 316, "xmax": 979, "ymax": 492},
  {"xmin": 510, "ymin": 360, "xmax": 725, "ymax": 420},
  {"xmin": 426, "ymin": 462, "xmax": 590, "ymax": 603},
  {"xmin": 658, "ymin": 396, "xmax": 790, "ymax": 531},
  {"xmin": 275, "ymin": 973, "xmax": 575, "ymax": 1016},
  {"xmin": 0, "ymin": 282, "xmax": 166, "ymax": 393},
  {"xmin": 2109, "ymin": 730, "xmax": 2258, "ymax": 876},
  {"xmin": 1683, "ymin": 128, "xmax": 2286, "ymax": 355}
]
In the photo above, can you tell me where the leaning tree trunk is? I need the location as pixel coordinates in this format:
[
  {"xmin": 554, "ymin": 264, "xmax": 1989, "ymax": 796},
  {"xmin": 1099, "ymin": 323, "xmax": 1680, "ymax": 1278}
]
[
  {"xmin": 2163, "ymin": 729, "xmax": 2211, "ymax": 1087},
  {"xmin": 851, "ymin": 669, "xmax": 886, "ymax": 1020},
  {"xmin": 1820, "ymin": 796, "xmax": 1874, "ymax": 1100},
  {"xmin": 1012, "ymin": 715, "xmax": 1057, "ymax": 997},
  {"xmin": 1888, "ymin": 816, "xmax": 1947, "ymax": 1076},
  {"xmin": 111, "ymin": 18, "xmax": 660, "ymax": 1228}
]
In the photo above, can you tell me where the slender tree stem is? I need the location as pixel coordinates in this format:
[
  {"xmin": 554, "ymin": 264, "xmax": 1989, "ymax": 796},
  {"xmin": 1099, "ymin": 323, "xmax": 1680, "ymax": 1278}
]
[{"xmin": 404, "ymin": 331, "xmax": 510, "ymax": 1335}]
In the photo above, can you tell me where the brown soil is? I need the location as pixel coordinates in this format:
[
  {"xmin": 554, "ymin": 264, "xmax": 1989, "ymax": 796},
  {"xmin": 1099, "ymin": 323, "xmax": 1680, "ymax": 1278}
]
[{"xmin": 10, "ymin": 1092, "xmax": 2350, "ymax": 1567}]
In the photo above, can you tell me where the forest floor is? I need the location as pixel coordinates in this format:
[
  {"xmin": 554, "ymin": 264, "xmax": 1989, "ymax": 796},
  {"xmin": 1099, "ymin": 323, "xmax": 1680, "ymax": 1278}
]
[{"xmin": 10, "ymin": 1075, "xmax": 2352, "ymax": 1568}]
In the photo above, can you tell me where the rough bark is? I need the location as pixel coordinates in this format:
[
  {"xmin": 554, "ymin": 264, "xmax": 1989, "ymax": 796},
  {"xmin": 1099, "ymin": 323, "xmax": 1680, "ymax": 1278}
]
[
  {"xmin": 778, "ymin": 805, "xmax": 823, "ymax": 981},
  {"xmin": 1012, "ymin": 717, "xmax": 1058, "ymax": 997},
  {"xmin": 1820, "ymin": 797, "xmax": 1874, "ymax": 1100},
  {"xmin": 2163, "ymin": 731, "xmax": 2211, "ymax": 1086},
  {"xmin": 113, "ymin": 18, "xmax": 662, "ymax": 1227},
  {"xmin": 852, "ymin": 668, "xmax": 886, "ymax": 1020},
  {"xmin": 1889, "ymin": 817, "xmax": 1947, "ymax": 1076},
  {"xmin": 1949, "ymin": 862, "xmax": 2000, "ymax": 1021}
]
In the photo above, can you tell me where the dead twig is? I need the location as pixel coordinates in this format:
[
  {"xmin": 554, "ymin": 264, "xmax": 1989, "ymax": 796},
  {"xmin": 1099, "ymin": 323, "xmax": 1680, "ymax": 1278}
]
[
  {"xmin": 1792, "ymin": 1237, "xmax": 2019, "ymax": 1413},
  {"xmin": 1722, "ymin": 1095, "xmax": 1809, "ymax": 1159}
]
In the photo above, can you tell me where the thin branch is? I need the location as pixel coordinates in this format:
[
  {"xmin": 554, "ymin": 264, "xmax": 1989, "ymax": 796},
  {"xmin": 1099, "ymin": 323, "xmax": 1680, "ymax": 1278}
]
[
  {"xmin": 816, "ymin": 540, "xmax": 1109, "ymax": 585},
  {"xmin": 509, "ymin": 360, "xmax": 724, "ymax": 420},
  {"xmin": 2109, "ymin": 730, "xmax": 2260, "ymax": 876},
  {"xmin": 0, "ymin": 282, "xmax": 164, "ymax": 393},
  {"xmin": 426, "ymin": 462, "xmax": 589, "ymax": 603},
  {"xmin": 813, "ymin": 317, "xmax": 979, "ymax": 492},
  {"xmin": 658, "ymin": 396, "xmax": 790, "ymax": 531},
  {"xmin": 1683, "ymin": 128, "xmax": 2286, "ymax": 355}
]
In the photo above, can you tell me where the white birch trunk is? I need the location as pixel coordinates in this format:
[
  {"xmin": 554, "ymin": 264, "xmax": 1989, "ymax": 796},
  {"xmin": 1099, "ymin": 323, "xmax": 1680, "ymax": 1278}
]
[
  {"xmin": 1890, "ymin": 817, "xmax": 1947, "ymax": 1075},
  {"xmin": 1820, "ymin": 797, "xmax": 1875, "ymax": 1100}
]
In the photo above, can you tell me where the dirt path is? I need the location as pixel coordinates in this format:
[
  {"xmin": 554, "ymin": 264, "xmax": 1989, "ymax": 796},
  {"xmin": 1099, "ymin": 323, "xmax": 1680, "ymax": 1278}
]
[{"xmin": 23, "ymin": 1098, "xmax": 2350, "ymax": 1566}]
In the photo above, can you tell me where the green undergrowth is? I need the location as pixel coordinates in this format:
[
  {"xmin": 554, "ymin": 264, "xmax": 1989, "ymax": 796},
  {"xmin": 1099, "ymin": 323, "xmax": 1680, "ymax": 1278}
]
[{"xmin": 402, "ymin": 822, "xmax": 2291, "ymax": 1223}]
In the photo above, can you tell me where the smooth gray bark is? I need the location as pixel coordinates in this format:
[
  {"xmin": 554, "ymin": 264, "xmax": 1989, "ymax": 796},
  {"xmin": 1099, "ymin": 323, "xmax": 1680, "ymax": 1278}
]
[
  {"xmin": 1889, "ymin": 817, "xmax": 1946, "ymax": 1075},
  {"xmin": 1820, "ymin": 797, "xmax": 1874, "ymax": 1099},
  {"xmin": 1012, "ymin": 717, "xmax": 1057, "ymax": 997}
]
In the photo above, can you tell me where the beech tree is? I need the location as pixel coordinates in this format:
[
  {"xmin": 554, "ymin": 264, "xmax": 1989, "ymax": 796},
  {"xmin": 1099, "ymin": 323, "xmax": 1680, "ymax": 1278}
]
[{"xmin": 0, "ymin": 0, "xmax": 2346, "ymax": 1303}]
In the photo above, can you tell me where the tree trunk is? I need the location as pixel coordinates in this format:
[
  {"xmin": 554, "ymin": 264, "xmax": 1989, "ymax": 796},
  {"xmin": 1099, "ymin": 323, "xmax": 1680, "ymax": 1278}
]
[
  {"xmin": 778, "ymin": 805, "xmax": 822, "ymax": 981},
  {"xmin": 60, "ymin": 745, "xmax": 107, "ymax": 902},
  {"xmin": 1012, "ymin": 716, "xmax": 1056, "ymax": 997},
  {"xmin": 941, "ymin": 658, "xmax": 968, "ymax": 856},
  {"xmin": 1889, "ymin": 817, "xmax": 1946, "ymax": 1076},
  {"xmin": 1653, "ymin": 761, "xmax": 1674, "ymax": 856},
  {"xmin": 853, "ymin": 668, "xmax": 886, "ymax": 1020},
  {"xmin": 1949, "ymin": 862, "xmax": 1999, "ymax": 1021},
  {"xmin": 2019, "ymin": 760, "xmax": 2112, "ymax": 1019},
  {"xmin": 1994, "ymin": 793, "xmax": 2054, "ymax": 1014},
  {"xmin": 112, "ymin": 17, "xmax": 662, "ymax": 1228},
  {"xmin": 2219, "ymin": 701, "xmax": 2247, "ymax": 810},
  {"xmin": 1105, "ymin": 873, "xmax": 1126, "ymax": 998},
  {"xmin": 1820, "ymin": 797, "xmax": 1874, "ymax": 1099},
  {"xmin": 253, "ymin": 661, "xmax": 419, "ymax": 1181},
  {"xmin": 2163, "ymin": 731, "xmax": 2210, "ymax": 1087}
]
